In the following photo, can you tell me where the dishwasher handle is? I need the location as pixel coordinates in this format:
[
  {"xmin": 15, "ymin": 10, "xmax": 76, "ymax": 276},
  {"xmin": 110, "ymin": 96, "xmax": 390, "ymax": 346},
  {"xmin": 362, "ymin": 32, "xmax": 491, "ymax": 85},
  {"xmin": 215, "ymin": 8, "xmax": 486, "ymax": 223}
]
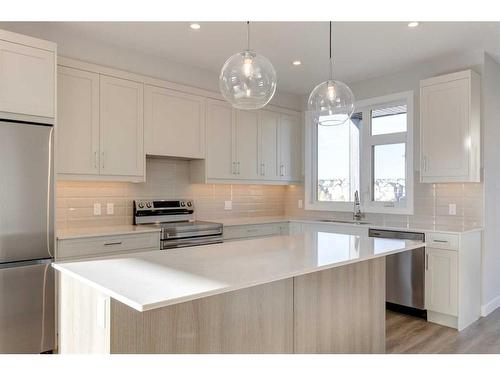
[{"xmin": 368, "ymin": 229, "xmax": 425, "ymax": 241}]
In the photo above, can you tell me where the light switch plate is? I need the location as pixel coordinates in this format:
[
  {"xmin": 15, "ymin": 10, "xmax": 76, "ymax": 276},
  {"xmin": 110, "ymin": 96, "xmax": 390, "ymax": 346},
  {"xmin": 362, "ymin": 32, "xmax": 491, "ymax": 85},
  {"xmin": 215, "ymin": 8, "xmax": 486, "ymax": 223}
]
[
  {"xmin": 449, "ymin": 203, "xmax": 457, "ymax": 215},
  {"xmin": 298, "ymin": 199, "xmax": 303, "ymax": 209},
  {"xmin": 224, "ymin": 200, "xmax": 232, "ymax": 210},
  {"xmin": 93, "ymin": 203, "xmax": 101, "ymax": 216},
  {"xmin": 106, "ymin": 203, "xmax": 114, "ymax": 215}
]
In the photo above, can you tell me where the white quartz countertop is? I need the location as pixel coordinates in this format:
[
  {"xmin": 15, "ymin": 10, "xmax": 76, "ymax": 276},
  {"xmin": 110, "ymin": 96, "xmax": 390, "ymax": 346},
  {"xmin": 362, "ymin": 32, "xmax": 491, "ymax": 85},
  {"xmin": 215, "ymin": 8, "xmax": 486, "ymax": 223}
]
[
  {"xmin": 57, "ymin": 225, "xmax": 160, "ymax": 240},
  {"xmin": 218, "ymin": 216, "xmax": 483, "ymax": 234},
  {"xmin": 53, "ymin": 231, "xmax": 424, "ymax": 312}
]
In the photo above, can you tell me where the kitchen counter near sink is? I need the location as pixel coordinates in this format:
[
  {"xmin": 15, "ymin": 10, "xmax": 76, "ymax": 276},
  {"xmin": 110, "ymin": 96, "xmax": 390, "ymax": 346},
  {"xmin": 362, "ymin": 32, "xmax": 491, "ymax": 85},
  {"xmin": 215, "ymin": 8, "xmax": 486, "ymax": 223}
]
[
  {"xmin": 54, "ymin": 230, "xmax": 423, "ymax": 354},
  {"xmin": 216, "ymin": 215, "xmax": 483, "ymax": 234}
]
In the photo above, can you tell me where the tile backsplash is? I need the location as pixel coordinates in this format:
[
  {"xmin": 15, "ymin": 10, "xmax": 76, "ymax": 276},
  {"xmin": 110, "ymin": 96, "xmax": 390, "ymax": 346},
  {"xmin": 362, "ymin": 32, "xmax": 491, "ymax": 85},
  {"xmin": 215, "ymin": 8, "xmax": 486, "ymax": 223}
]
[
  {"xmin": 56, "ymin": 158, "xmax": 286, "ymax": 229},
  {"xmin": 57, "ymin": 159, "xmax": 483, "ymax": 231},
  {"xmin": 284, "ymin": 172, "xmax": 484, "ymax": 230}
]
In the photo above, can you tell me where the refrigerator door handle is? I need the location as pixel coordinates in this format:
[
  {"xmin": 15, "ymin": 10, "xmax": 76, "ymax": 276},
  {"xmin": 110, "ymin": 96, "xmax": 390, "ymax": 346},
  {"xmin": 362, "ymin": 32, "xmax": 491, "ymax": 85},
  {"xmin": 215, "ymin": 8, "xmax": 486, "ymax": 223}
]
[{"xmin": 47, "ymin": 126, "xmax": 54, "ymax": 259}]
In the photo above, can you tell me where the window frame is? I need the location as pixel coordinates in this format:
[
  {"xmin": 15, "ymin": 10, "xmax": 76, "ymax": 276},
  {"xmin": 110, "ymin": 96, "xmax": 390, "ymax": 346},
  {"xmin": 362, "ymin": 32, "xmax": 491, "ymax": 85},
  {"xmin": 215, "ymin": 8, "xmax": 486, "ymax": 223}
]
[{"xmin": 305, "ymin": 90, "xmax": 414, "ymax": 215}]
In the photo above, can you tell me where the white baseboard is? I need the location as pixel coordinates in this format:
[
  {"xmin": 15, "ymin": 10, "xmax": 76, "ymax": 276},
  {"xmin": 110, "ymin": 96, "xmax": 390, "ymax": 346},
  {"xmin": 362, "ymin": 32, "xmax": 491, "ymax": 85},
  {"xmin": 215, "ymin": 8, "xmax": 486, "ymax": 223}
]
[{"xmin": 481, "ymin": 295, "xmax": 500, "ymax": 317}]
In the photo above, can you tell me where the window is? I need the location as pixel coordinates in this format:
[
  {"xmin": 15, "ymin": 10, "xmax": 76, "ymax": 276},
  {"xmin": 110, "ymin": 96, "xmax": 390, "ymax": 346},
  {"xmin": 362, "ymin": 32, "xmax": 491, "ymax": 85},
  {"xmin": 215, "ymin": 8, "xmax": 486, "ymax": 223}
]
[
  {"xmin": 317, "ymin": 113, "xmax": 361, "ymax": 202},
  {"xmin": 305, "ymin": 91, "xmax": 414, "ymax": 214}
]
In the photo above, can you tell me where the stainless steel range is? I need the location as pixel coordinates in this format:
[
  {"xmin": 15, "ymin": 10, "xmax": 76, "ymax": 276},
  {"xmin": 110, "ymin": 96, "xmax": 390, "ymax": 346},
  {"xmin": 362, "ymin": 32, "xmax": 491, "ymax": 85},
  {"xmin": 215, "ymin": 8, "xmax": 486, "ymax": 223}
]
[{"xmin": 133, "ymin": 199, "xmax": 223, "ymax": 250}]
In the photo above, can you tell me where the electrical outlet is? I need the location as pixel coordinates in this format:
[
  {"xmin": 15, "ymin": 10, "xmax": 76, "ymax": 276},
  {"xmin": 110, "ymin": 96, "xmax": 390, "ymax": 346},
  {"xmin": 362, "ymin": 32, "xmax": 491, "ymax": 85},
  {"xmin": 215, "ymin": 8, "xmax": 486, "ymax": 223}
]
[
  {"xmin": 449, "ymin": 203, "xmax": 457, "ymax": 215},
  {"xmin": 106, "ymin": 203, "xmax": 114, "ymax": 215},
  {"xmin": 224, "ymin": 200, "xmax": 232, "ymax": 210},
  {"xmin": 93, "ymin": 203, "xmax": 101, "ymax": 216},
  {"xmin": 298, "ymin": 199, "xmax": 303, "ymax": 209}
]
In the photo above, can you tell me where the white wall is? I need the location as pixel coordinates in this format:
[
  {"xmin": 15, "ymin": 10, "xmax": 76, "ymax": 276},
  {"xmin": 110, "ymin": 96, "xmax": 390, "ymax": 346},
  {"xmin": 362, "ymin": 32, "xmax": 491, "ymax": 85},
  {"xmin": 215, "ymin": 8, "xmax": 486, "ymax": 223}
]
[
  {"xmin": 481, "ymin": 53, "xmax": 500, "ymax": 316},
  {"xmin": 0, "ymin": 22, "xmax": 302, "ymax": 111}
]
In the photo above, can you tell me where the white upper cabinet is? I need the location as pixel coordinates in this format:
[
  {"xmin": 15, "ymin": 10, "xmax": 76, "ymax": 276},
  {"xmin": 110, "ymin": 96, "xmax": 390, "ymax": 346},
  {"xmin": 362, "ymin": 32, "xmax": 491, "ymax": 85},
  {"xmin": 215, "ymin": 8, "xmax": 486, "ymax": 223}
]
[
  {"xmin": 235, "ymin": 109, "xmax": 260, "ymax": 180},
  {"xmin": 206, "ymin": 99, "xmax": 235, "ymax": 179},
  {"xmin": 259, "ymin": 110, "xmax": 279, "ymax": 180},
  {"xmin": 193, "ymin": 98, "xmax": 302, "ymax": 184},
  {"xmin": 279, "ymin": 113, "xmax": 302, "ymax": 181},
  {"xmin": 57, "ymin": 66, "xmax": 100, "ymax": 175},
  {"xmin": 420, "ymin": 70, "xmax": 480, "ymax": 183},
  {"xmin": 144, "ymin": 85, "xmax": 205, "ymax": 159},
  {"xmin": 0, "ymin": 39, "xmax": 55, "ymax": 119},
  {"xmin": 99, "ymin": 75, "xmax": 144, "ymax": 177}
]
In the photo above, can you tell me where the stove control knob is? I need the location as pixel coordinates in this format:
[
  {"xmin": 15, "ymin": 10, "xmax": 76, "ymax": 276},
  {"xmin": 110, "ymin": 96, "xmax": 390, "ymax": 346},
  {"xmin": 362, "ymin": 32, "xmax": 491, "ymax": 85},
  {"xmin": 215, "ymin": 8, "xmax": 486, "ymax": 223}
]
[
  {"xmin": 187, "ymin": 201, "xmax": 192, "ymax": 207},
  {"xmin": 180, "ymin": 201, "xmax": 186, "ymax": 207},
  {"xmin": 138, "ymin": 202, "xmax": 144, "ymax": 209},
  {"xmin": 146, "ymin": 202, "xmax": 152, "ymax": 208}
]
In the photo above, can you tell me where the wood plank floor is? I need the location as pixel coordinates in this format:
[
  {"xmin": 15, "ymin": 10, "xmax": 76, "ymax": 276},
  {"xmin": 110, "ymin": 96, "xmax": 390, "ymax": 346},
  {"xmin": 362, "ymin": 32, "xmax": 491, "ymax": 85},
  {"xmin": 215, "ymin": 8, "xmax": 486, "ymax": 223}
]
[{"xmin": 386, "ymin": 309, "xmax": 500, "ymax": 353}]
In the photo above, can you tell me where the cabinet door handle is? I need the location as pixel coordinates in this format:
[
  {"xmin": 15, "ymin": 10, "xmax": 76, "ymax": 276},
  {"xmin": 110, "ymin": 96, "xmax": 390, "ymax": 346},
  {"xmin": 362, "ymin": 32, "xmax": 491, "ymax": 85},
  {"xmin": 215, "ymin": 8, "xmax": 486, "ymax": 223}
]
[
  {"xmin": 232, "ymin": 161, "xmax": 236, "ymax": 175},
  {"xmin": 425, "ymin": 253, "xmax": 429, "ymax": 270},
  {"xmin": 237, "ymin": 161, "xmax": 240, "ymax": 175},
  {"xmin": 94, "ymin": 151, "xmax": 98, "ymax": 170},
  {"xmin": 433, "ymin": 239, "xmax": 448, "ymax": 243},
  {"xmin": 101, "ymin": 151, "xmax": 105, "ymax": 169},
  {"xmin": 260, "ymin": 163, "xmax": 265, "ymax": 176},
  {"xmin": 104, "ymin": 241, "xmax": 122, "ymax": 246},
  {"xmin": 279, "ymin": 164, "xmax": 284, "ymax": 176}
]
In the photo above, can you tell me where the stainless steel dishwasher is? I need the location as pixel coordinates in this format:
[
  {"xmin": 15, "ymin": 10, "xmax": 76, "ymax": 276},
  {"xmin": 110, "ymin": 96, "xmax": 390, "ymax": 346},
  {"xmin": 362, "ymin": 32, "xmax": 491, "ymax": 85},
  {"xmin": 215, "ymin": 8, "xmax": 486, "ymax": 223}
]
[{"xmin": 369, "ymin": 229, "xmax": 426, "ymax": 317}]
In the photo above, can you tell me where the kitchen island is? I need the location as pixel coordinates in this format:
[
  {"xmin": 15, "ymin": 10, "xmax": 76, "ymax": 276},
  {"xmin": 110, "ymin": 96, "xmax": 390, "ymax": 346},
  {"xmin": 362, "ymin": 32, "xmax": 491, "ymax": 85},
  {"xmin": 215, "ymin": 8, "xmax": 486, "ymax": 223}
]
[{"xmin": 53, "ymin": 231, "xmax": 424, "ymax": 354}]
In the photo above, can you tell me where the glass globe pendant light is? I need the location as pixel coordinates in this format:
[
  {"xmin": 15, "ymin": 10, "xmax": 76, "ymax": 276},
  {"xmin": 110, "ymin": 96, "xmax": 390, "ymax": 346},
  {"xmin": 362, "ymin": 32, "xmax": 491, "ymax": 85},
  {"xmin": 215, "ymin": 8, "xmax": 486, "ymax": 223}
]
[
  {"xmin": 308, "ymin": 22, "xmax": 355, "ymax": 126},
  {"xmin": 219, "ymin": 21, "xmax": 277, "ymax": 110}
]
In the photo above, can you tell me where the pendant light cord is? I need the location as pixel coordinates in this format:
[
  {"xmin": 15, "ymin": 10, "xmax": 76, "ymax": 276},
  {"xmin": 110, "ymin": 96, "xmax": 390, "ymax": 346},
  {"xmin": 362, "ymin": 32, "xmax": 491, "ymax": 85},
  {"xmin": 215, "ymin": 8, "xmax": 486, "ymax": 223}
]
[
  {"xmin": 247, "ymin": 21, "xmax": 250, "ymax": 51},
  {"xmin": 329, "ymin": 21, "xmax": 333, "ymax": 80}
]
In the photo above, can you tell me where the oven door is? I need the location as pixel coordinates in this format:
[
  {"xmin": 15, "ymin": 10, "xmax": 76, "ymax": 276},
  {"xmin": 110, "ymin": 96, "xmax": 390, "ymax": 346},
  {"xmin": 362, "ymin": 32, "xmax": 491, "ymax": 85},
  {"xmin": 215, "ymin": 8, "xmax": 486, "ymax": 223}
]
[{"xmin": 161, "ymin": 235, "xmax": 223, "ymax": 249}]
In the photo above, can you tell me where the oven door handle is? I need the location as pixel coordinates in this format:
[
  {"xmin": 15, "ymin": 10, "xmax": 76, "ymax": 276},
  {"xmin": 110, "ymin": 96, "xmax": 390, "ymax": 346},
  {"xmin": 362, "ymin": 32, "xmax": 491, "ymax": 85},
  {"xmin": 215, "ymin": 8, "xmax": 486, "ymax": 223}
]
[
  {"xmin": 164, "ymin": 228, "xmax": 223, "ymax": 239},
  {"xmin": 162, "ymin": 235, "xmax": 224, "ymax": 249}
]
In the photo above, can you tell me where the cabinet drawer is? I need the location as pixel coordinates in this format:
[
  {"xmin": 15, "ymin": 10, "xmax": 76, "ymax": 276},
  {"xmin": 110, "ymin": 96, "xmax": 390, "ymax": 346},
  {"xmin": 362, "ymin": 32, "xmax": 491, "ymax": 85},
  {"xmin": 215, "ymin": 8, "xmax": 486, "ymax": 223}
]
[
  {"xmin": 426, "ymin": 232, "xmax": 459, "ymax": 250},
  {"xmin": 224, "ymin": 223, "xmax": 284, "ymax": 240},
  {"xmin": 57, "ymin": 231, "xmax": 160, "ymax": 260}
]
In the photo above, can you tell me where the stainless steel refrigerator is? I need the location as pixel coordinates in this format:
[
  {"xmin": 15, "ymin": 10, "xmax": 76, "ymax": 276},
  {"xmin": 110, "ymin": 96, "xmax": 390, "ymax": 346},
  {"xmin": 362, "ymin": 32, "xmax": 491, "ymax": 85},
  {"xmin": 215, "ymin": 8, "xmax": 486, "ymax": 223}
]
[{"xmin": 0, "ymin": 119, "xmax": 55, "ymax": 353}]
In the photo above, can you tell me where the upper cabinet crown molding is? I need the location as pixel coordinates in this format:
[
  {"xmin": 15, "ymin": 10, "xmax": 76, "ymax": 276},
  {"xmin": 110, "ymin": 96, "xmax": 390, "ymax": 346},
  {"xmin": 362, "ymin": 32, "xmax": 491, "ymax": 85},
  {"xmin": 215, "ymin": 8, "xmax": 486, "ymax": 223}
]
[
  {"xmin": 0, "ymin": 30, "xmax": 56, "ymax": 120},
  {"xmin": 420, "ymin": 69, "xmax": 480, "ymax": 183}
]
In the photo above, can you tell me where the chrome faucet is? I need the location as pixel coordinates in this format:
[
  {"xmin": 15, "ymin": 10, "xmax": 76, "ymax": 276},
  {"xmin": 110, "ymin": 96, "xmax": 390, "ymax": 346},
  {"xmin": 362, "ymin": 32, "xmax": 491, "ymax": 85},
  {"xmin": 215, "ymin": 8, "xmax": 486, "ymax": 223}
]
[{"xmin": 353, "ymin": 190, "xmax": 363, "ymax": 221}]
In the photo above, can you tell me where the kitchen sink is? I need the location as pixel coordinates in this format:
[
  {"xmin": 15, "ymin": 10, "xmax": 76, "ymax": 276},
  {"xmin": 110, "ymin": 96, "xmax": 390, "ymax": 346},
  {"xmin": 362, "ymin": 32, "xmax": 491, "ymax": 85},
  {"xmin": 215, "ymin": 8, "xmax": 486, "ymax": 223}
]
[{"xmin": 318, "ymin": 219, "xmax": 370, "ymax": 225}]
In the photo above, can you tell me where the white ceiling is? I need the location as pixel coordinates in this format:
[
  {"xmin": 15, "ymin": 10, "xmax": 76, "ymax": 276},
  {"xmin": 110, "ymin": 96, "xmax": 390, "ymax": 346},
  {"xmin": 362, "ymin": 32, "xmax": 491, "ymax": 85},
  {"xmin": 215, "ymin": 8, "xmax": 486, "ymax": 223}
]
[{"xmin": 3, "ymin": 22, "xmax": 500, "ymax": 95}]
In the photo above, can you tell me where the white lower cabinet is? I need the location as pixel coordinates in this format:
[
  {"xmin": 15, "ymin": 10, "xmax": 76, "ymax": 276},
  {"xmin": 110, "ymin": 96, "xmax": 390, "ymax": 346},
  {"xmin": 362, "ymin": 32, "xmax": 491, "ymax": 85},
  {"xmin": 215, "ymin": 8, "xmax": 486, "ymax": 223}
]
[
  {"xmin": 425, "ymin": 248, "xmax": 458, "ymax": 316},
  {"xmin": 424, "ymin": 230, "xmax": 481, "ymax": 331},
  {"xmin": 56, "ymin": 231, "xmax": 160, "ymax": 261}
]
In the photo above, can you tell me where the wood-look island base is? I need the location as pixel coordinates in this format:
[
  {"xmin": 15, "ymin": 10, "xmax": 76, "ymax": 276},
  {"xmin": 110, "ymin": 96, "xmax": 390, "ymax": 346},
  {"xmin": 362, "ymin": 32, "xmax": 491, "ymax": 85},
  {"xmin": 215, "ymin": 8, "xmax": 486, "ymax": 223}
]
[{"xmin": 59, "ymin": 257, "xmax": 385, "ymax": 354}]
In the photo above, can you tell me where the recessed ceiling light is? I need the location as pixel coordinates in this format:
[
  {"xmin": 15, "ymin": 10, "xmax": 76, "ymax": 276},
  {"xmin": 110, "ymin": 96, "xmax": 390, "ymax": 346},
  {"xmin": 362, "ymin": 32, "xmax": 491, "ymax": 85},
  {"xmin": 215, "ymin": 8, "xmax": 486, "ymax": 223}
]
[
  {"xmin": 292, "ymin": 60, "xmax": 302, "ymax": 66},
  {"xmin": 190, "ymin": 23, "xmax": 201, "ymax": 30},
  {"xmin": 408, "ymin": 22, "xmax": 419, "ymax": 28}
]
